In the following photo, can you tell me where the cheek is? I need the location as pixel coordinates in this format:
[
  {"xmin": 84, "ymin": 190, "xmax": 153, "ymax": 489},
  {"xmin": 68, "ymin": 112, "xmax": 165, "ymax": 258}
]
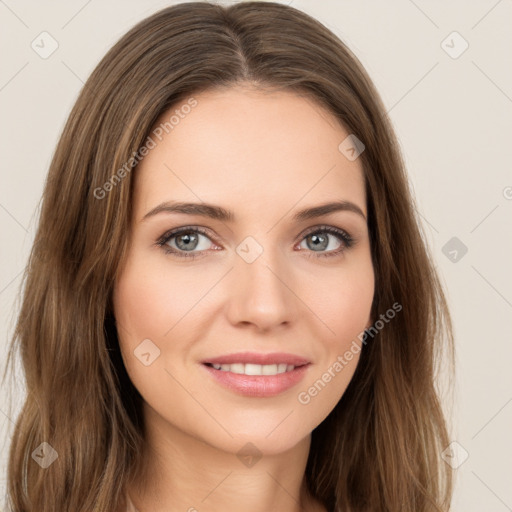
[
  {"xmin": 329, "ymin": 277, "xmax": 374, "ymax": 340},
  {"xmin": 112, "ymin": 259, "xmax": 181, "ymax": 378},
  {"xmin": 297, "ymin": 256, "xmax": 374, "ymax": 405},
  {"xmin": 306, "ymin": 256, "xmax": 375, "ymax": 347},
  {"xmin": 112, "ymin": 253, "xmax": 220, "ymax": 395},
  {"xmin": 113, "ymin": 255, "xmax": 198, "ymax": 344},
  {"xmin": 113, "ymin": 263, "xmax": 194, "ymax": 424}
]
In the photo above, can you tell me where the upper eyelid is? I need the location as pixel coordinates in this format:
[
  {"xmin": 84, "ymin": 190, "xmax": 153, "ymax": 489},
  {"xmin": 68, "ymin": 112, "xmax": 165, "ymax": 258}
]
[{"xmin": 159, "ymin": 226, "xmax": 216, "ymax": 243}]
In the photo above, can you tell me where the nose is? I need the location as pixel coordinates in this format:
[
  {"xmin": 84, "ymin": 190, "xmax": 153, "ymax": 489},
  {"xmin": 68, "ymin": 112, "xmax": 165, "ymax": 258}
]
[{"xmin": 225, "ymin": 247, "xmax": 298, "ymax": 332}]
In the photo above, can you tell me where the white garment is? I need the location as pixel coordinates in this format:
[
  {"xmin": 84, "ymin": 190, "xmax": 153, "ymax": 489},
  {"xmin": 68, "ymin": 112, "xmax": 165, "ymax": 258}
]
[{"xmin": 125, "ymin": 492, "xmax": 140, "ymax": 512}]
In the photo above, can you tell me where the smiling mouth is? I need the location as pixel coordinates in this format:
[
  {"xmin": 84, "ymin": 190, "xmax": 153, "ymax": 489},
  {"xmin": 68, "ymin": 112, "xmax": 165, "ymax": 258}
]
[{"xmin": 204, "ymin": 362, "xmax": 308, "ymax": 376}]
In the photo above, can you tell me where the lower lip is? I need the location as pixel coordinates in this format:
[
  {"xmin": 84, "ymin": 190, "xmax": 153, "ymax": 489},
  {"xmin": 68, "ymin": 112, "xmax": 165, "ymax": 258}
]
[{"xmin": 201, "ymin": 363, "xmax": 311, "ymax": 397}]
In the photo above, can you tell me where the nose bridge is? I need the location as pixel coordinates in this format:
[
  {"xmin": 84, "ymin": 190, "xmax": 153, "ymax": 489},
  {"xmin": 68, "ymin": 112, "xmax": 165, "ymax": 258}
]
[{"xmin": 227, "ymin": 236, "xmax": 296, "ymax": 330}]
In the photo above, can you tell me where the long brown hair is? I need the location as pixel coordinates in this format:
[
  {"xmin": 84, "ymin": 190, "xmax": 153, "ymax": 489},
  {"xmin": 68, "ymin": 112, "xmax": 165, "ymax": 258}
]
[{"xmin": 2, "ymin": 2, "xmax": 455, "ymax": 510}]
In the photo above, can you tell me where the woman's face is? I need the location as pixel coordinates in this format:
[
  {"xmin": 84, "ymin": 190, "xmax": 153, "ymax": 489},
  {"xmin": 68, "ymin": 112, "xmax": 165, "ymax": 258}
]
[{"xmin": 113, "ymin": 86, "xmax": 374, "ymax": 456}]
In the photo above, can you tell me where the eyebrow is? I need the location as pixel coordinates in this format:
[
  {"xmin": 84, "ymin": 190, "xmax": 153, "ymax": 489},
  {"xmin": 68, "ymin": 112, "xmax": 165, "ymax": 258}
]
[{"xmin": 142, "ymin": 200, "xmax": 366, "ymax": 223}]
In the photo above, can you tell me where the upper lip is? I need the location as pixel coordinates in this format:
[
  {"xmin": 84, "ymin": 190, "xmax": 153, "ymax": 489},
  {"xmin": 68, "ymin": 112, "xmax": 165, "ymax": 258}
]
[{"xmin": 202, "ymin": 352, "xmax": 310, "ymax": 366}]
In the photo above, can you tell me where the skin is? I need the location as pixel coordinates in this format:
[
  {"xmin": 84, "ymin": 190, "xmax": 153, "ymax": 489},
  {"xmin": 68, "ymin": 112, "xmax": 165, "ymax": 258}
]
[{"xmin": 113, "ymin": 85, "xmax": 375, "ymax": 512}]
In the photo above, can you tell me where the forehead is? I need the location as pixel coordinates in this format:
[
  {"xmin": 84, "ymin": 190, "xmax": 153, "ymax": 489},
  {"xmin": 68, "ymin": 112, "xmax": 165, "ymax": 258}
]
[{"xmin": 133, "ymin": 86, "xmax": 366, "ymax": 221}]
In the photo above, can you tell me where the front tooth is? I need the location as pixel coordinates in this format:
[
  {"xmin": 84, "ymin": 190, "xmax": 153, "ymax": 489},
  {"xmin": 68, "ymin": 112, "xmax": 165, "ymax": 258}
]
[
  {"xmin": 215, "ymin": 363, "xmax": 295, "ymax": 375},
  {"xmin": 230, "ymin": 363, "xmax": 245, "ymax": 374},
  {"xmin": 244, "ymin": 363, "xmax": 262, "ymax": 375},
  {"xmin": 262, "ymin": 364, "xmax": 278, "ymax": 375}
]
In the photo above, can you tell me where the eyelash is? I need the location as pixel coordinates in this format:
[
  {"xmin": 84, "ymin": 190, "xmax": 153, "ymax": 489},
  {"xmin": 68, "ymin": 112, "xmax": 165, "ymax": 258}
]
[{"xmin": 155, "ymin": 225, "xmax": 354, "ymax": 260}]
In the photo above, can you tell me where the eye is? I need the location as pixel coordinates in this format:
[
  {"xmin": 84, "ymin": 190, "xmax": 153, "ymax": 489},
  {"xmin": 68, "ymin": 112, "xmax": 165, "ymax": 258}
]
[
  {"xmin": 297, "ymin": 225, "xmax": 354, "ymax": 258},
  {"xmin": 156, "ymin": 226, "xmax": 217, "ymax": 260}
]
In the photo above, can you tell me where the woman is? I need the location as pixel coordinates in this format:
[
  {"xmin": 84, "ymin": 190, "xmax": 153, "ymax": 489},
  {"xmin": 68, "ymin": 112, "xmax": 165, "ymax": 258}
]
[{"xmin": 2, "ymin": 2, "xmax": 455, "ymax": 511}]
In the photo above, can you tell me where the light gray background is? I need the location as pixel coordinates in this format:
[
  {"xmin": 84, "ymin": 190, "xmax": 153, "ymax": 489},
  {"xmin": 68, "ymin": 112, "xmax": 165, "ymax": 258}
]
[{"xmin": 1, "ymin": 1, "xmax": 511, "ymax": 510}]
